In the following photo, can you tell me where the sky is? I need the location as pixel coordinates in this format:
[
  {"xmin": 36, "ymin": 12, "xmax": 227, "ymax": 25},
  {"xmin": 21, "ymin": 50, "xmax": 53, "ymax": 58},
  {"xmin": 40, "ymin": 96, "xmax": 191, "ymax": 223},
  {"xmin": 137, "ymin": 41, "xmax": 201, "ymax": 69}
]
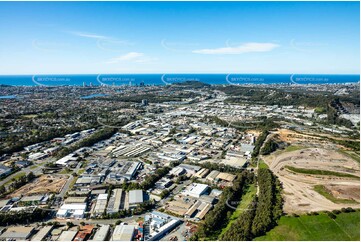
[{"xmin": 0, "ymin": 1, "xmax": 359, "ymax": 74}]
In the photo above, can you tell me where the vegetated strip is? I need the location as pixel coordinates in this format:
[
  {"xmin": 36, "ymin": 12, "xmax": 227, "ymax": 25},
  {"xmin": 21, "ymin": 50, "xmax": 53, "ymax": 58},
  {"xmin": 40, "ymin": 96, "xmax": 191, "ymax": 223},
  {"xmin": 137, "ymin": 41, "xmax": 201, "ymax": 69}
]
[
  {"xmin": 217, "ymin": 168, "xmax": 283, "ymax": 241},
  {"xmin": 55, "ymin": 127, "xmax": 118, "ymax": 159},
  {"xmin": 218, "ymin": 183, "xmax": 257, "ymax": 239},
  {"xmin": 285, "ymin": 166, "xmax": 359, "ymax": 179},
  {"xmin": 314, "ymin": 185, "xmax": 359, "ymax": 204},
  {"xmin": 189, "ymin": 170, "xmax": 255, "ymax": 241}
]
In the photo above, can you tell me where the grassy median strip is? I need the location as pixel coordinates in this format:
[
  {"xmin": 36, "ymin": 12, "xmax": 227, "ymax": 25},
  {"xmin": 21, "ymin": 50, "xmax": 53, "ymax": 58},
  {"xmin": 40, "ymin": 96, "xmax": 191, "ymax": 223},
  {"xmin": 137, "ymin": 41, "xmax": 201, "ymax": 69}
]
[
  {"xmin": 285, "ymin": 166, "xmax": 359, "ymax": 179},
  {"xmin": 314, "ymin": 185, "xmax": 358, "ymax": 204}
]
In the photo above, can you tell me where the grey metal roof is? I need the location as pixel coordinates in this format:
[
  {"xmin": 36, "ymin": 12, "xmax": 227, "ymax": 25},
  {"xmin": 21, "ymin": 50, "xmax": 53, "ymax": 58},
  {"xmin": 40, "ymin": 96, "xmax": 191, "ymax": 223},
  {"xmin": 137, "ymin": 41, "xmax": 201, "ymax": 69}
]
[{"xmin": 128, "ymin": 189, "xmax": 143, "ymax": 204}]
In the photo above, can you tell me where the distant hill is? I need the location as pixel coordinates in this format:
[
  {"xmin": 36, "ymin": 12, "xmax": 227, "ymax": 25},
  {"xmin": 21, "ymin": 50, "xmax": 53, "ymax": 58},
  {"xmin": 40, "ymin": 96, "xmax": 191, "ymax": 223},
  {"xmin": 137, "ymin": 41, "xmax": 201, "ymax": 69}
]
[{"xmin": 172, "ymin": 81, "xmax": 211, "ymax": 88}]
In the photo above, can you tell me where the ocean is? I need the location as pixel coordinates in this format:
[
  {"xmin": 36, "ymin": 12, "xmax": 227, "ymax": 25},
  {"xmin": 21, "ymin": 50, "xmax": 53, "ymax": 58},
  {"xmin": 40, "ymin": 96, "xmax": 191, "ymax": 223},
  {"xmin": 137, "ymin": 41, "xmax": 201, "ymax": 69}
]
[{"xmin": 0, "ymin": 74, "xmax": 359, "ymax": 86}]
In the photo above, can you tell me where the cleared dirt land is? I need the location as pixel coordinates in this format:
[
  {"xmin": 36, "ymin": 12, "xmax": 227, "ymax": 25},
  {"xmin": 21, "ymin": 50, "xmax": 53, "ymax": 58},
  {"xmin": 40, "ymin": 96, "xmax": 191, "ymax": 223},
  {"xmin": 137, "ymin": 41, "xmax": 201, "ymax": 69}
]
[
  {"xmin": 263, "ymin": 147, "xmax": 360, "ymax": 213},
  {"xmin": 9, "ymin": 175, "xmax": 68, "ymax": 197}
]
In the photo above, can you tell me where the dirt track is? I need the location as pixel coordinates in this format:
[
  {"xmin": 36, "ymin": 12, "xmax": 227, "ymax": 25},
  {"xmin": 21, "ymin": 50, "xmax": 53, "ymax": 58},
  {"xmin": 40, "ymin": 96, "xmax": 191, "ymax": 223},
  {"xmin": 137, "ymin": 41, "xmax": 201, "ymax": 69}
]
[{"xmin": 264, "ymin": 147, "xmax": 360, "ymax": 213}]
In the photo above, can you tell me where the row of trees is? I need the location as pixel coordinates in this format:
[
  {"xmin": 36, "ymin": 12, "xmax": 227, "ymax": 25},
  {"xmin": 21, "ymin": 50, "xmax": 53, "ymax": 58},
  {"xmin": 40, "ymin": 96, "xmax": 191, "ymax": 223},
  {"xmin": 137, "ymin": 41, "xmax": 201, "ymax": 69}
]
[
  {"xmin": 140, "ymin": 166, "xmax": 171, "ymax": 190},
  {"xmin": 0, "ymin": 172, "xmax": 35, "ymax": 197},
  {"xmin": 219, "ymin": 199, "xmax": 257, "ymax": 241},
  {"xmin": 119, "ymin": 166, "xmax": 172, "ymax": 191},
  {"xmin": 187, "ymin": 161, "xmax": 243, "ymax": 174},
  {"xmin": 252, "ymin": 131, "xmax": 269, "ymax": 158},
  {"xmin": 190, "ymin": 171, "xmax": 254, "ymax": 240},
  {"xmin": 55, "ymin": 128, "xmax": 118, "ymax": 158},
  {"xmin": 218, "ymin": 168, "xmax": 283, "ymax": 241},
  {"xmin": 0, "ymin": 208, "xmax": 50, "ymax": 225},
  {"xmin": 260, "ymin": 139, "xmax": 279, "ymax": 155},
  {"xmin": 251, "ymin": 168, "xmax": 283, "ymax": 237}
]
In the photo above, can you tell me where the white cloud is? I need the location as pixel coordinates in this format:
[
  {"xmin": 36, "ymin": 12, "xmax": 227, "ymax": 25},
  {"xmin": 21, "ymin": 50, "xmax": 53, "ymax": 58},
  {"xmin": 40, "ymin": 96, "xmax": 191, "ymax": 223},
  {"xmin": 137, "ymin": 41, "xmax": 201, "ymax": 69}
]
[
  {"xmin": 106, "ymin": 52, "xmax": 157, "ymax": 64},
  {"xmin": 107, "ymin": 52, "xmax": 144, "ymax": 63},
  {"xmin": 193, "ymin": 42, "xmax": 280, "ymax": 55},
  {"xmin": 69, "ymin": 31, "xmax": 108, "ymax": 39}
]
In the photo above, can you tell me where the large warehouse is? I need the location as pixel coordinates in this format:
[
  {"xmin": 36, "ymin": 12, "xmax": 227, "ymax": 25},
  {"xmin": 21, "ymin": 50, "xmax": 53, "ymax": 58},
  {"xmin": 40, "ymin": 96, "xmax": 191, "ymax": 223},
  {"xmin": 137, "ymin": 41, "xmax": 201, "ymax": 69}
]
[{"xmin": 128, "ymin": 189, "xmax": 144, "ymax": 208}]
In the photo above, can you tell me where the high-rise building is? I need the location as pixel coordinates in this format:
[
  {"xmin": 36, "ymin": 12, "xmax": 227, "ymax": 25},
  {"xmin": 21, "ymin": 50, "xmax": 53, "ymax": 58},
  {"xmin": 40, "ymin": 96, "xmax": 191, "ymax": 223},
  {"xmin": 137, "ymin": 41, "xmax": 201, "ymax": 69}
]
[{"xmin": 141, "ymin": 99, "xmax": 148, "ymax": 106}]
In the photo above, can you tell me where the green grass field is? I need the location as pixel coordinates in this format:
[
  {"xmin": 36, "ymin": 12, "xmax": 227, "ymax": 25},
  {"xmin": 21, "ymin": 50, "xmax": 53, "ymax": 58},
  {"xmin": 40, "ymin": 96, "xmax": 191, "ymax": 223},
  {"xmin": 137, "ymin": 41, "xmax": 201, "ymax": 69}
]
[
  {"xmin": 219, "ymin": 183, "xmax": 257, "ymax": 238},
  {"xmin": 284, "ymin": 145, "xmax": 304, "ymax": 152},
  {"xmin": 258, "ymin": 160, "xmax": 269, "ymax": 169},
  {"xmin": 314, "ymin": 185, "xmax": 358, "ymax": 204},
  {"xmin": 285, "ymin": 166, "xmax": 359, "ymax": 179},
  {"xmin": 255, "ymin": 211, "xmax": 360, "ymax": 241}
]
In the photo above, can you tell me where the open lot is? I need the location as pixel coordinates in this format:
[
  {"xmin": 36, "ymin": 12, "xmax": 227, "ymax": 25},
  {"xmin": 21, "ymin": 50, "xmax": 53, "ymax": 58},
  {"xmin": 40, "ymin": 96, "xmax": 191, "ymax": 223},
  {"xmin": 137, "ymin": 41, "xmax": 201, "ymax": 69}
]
[
  {"xmin": 263, "ymin": 146, "xmax": 360, "ymax": 213},
  {"xmin": 9, "ymin": 174, "xmax": 68, "ymax": 197},
  {"xmin": 255, "ymin": 210, "xmax": 360, "ymax": 241}
]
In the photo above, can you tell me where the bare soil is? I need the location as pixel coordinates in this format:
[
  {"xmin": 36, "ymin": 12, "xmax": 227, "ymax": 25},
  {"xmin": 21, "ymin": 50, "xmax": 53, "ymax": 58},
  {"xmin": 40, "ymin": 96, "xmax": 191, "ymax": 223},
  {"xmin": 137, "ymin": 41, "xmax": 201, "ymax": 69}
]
[
  {"xmin": 263, "ymin": 147, "xmax": 360, "ymax": 213},
  {"xmin": 9, "ymin": 174, "xmax": 68, "ymax": 197}
]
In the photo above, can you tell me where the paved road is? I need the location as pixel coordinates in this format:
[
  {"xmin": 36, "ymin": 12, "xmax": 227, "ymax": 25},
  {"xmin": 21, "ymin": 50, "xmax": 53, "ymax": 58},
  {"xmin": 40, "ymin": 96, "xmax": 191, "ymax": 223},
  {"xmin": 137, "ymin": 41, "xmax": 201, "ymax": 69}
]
[
  {"xmin": 49, "ymin": 214, "xmax": 143, "ymax": 225},
  {"xmin": 0, "ymin": 163, "xmax": 45, "ymax": 187},
  {"xmin": 56, "ymin": 161, "xmax": 83, "ymax": 198}
]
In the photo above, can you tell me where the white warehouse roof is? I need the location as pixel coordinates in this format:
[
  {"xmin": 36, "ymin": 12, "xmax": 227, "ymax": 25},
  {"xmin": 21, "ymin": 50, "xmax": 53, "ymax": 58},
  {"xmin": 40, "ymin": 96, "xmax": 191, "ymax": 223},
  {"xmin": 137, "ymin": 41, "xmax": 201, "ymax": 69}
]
[{"xmin": 129, "ymin": 190, "xmax": 144, "ymax": 204}]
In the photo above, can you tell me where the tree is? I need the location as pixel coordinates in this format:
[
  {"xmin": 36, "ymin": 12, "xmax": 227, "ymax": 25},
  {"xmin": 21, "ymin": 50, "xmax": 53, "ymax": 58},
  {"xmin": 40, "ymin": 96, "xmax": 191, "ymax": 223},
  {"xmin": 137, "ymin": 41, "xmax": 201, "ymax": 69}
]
[
  {"xmin": 66, "ymin": 222, "xmax": 74, "ymax": 228},
  {"xmin": 27, "ymin": 172, "xmax": 35, "ymax": 181},
  {"xmin": 0, "ymin": 185, "xmax": 6, "ymax": 195}
]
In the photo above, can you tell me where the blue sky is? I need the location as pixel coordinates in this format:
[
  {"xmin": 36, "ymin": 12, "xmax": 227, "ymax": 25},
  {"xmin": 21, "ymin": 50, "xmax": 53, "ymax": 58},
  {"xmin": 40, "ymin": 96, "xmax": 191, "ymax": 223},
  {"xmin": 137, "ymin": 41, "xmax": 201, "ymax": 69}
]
[{"xmin": 0, "ymin": 1, "xmax": 359, "ymax": 74}]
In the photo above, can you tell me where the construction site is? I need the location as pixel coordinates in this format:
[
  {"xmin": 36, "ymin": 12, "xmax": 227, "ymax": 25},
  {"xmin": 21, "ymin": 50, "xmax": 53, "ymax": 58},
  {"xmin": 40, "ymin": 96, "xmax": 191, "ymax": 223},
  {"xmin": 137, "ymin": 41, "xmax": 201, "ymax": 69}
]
[
  {"xmin": 263, "ymin": 146, "xmax": 360, "ymax": 213},
  {"xmin": 9, "ymin": 175, "xmax": 68, "ymax": 197}
]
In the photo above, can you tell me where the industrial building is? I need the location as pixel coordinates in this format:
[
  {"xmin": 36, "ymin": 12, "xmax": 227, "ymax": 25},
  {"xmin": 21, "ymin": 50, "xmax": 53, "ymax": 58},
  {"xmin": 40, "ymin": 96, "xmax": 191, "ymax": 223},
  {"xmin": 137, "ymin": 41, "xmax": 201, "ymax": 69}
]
[
  {"xmin": 75, "ymin": 175, "xmax": 102, "ymax": 187},
  {"xmin": 56, "ymin": 203, "xmax": 86, "ymax": 219},
  {"xmin": 0, "ymin": 226, "xmax": 35, "ymax": 241},
  {"xmin": 31, "ymin": 226, "xmax": 53, "ymax": 241},
  {"xmin": 57, "ymin": 230, "xmax": 78, "ymax": 241},
  {"xmin": 193, "ymin": 168, "xmax": 210, "ymax": 178},
  {"xmin": 206, "ymin": 170, "xmax": 220, "ymax": 182},
  {"xmin": 169, "ymin": 166, "xmax": 186, "ymax": 176},
  {"xmin": 64, "ymin": 197, "xmax": 88, "ymax": 204},
  {"xmin": 124, "ymin": 162, "xmax": 142, "ymax": 180},
  {"xmin": 129, "ymin": 189, "xmax": 144, "ymax": 208},
  {"xmin": 92, "ymin": 193, "xmax": 108, "ymax": 216},
  {"xmin": 112, "ymin": 144, "xmax": 151, "ymax": 157},
  {"xmin": 20, "ymin": 194, "xmax": 49, "ymax": 205},
  {"xmin": 90, "ymin": 225, "xmax": 110, "ymax": 241},
  {"xmin": 106, "ymin": 189, "xmax": 124, "ymax": 214},
  {"xmin": 182, "ymin": 183, "xmax": 209, "ymax": 198},
  {"xmin": 145, "ymin": 211, "xmax": 181, "ymax": 241},
  {"xmin": 55, "ymin": 154, "xmax": 78, "ymax": 166},
  {"xmin": 178, "ymin": 164, "xmax": 201, "ymax": 175},
  {"xmin": 111, "ymin": 224, "xmax": 135, "ymax": 241},
  {"xmin": 107, "ymin": 161, "xmax": 142, "ymax": 182},
  {"xmin": 216, "ymin": 172, "xmax": 236, "ymax": 182},
  {"xmin": 0, "ymin": 164, "xmax": 11, "ymax": 178}
]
